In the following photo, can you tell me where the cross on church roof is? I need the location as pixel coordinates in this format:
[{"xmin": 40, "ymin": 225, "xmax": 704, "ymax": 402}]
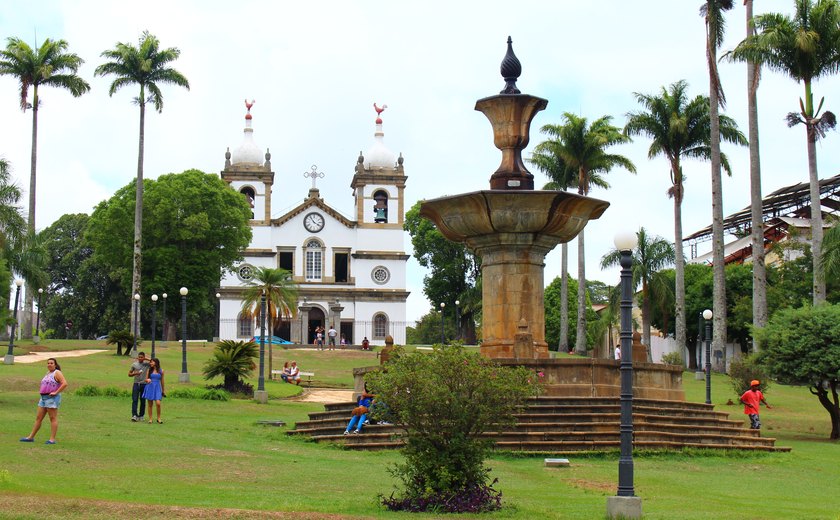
[{"xmin": 304, "ymin": 164, "xmax": 325, "ymax": 189}]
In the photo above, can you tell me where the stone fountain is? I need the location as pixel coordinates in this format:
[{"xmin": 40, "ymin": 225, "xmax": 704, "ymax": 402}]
[{"xmin": 419, "ymin": 37, "xmax": 609, "ymax": 360}]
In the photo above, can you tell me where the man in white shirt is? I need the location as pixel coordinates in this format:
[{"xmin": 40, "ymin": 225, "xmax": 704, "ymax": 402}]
[
  {"xmin": 328, "ymin": 325, "xmax": 337, "ymax": 350},
  {"xmin": 614, "ymin": 346, "xmax": 621, "ymax": 361}
]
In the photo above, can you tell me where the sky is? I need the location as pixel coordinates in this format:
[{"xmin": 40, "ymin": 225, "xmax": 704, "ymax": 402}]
[{"xmin": 2, "ymin": 0, "xmax": 840, "ymax": 322}]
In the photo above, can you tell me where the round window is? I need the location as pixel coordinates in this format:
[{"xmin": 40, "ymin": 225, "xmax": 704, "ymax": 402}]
[
  {"xmin": 238, "ymin": 264, "xmax": 255, "ymax": 282},
  {"xmin": 371, "ymin": 266, "xmax": 390, "ymax": 285}
]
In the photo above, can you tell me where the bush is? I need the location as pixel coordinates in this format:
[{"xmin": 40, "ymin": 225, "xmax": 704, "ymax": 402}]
[
  {"xmin": 167, "ymin": 387, "xmax": 231, "ymax": 401},
  {"xmin": 106, "ymin": 330, "xmax": 141, "ymax": 356},
  {"xmin": 75, "ymin": 385, "xmax": 102, "ymax": 397},
  {"xmin": 74, "ymin": 385, "xmax": 130, "ymax": 398},
  {"xmin": 203, "ymin": 340, "xmax": 258, "ymax": 391},
  {"xmin": 367, "ymin": 345, "xmax": 541, "ymax": 513},
  {"xmin": 728, "ymin": 354, "xmax": 771, "ymax": 397},
  {"xmin": 660, "ymin": 351, "xmax": 683, "ymax": 366}
]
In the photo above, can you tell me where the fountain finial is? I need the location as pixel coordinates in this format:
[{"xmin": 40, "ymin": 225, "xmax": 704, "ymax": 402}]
[{"xmin": 500, "ymin": 36, "xmax": 521, "ymax": 94}]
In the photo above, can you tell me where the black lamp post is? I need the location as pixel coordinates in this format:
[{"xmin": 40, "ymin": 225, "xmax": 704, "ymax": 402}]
[
  {"xmin": 703, "ymin": 309, "xmax": 713, "ymax": 405},
  {"xmin": 4, "ymin": 279, "xmax": 23, "ymax": 365},
  {"xmin": 179, "ymin": 287, "xmax": 189, "ymax": 383},
  {"xmin": 455, "ymin": 299, "xmax": 460, "ymax": 341},
  {"xmin": 255, "ymin": 290, "xmax": 267, "ymax": 403},
  {"xmin": 214, "ymin": 292, "xmax": 221, "ymax": 342},
  {"xmin": 696, "ymin": 312, "xmax": 704, "ymax": 376},
  {"xmin": 131, "ymin": 293, "xmax": 140, "ymax": 356},
  {"xmin": 150, "ymin": 294, "xmax": 158, "ymax": 358},
  {"xmin": 615, "ymin": 231, "xmax": 638, "ymax": 498},
  {"xmin": 35, "ymin": 288, "xmax": 43, "ymax": 342},
  {"xmin": 161, "ymin": 293, "xmax": 168, "ymax": 342},
  {"xmin": 439, "ymin": 302, "xmax": 446, "ymax": 345}
]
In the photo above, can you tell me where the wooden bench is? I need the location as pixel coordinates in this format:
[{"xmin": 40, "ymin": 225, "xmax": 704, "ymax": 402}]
[{"xmin": 270, "ymin": 370, "xmax": 315, "ymax": 387}]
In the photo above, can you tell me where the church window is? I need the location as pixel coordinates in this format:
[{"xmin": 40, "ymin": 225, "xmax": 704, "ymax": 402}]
[
  {"xmin": 371, "ymin": 266, "xmax": 390, "ymax": 285},
  {"xmin": 240, "ymin": 187, "xmax": 256, "ymax": 219},
  {"xmin": 238, "ymin": 313, "xmax": 253, "ymax": 337},
  {"xmin": 373, "ymin": 313, "xmax": 388, "ymax": 339},
  {"xmin": 305, "ymin": 240, "xmax": 323, "ymax": 281},
  {"xmin": 278, "ymin": 251, "xmax": 294, "ymax": 272},
  {"xmin": 373, "ymin": 190, "xmax": 389, "ymax": 223},
  {"xmin": 237, "ymin": 264, "xmax": 255, "ymax": 282},
  {"xmin": 335, "ymin": 253, "xmax": 349, "ymax": 283}
]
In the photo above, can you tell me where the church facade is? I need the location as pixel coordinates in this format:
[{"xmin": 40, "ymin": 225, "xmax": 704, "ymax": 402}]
[{"xmin": 217, "ymin": 103, "xmax": 409, "ymax": 345}]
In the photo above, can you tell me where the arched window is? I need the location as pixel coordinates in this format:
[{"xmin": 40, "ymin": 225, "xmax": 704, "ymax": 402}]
[
  {"xmin": 238, "ymin": 313, "xmax": 253, "ymax": 337},
  {"xmin": 240, "ymin": 186, "xmax": 256, "ymax": 219},
  {"xmin": 373, "ymin": 313, "xmax": 388, "ymax": 339},
  {"xmin": 373, "ymin": 190, "xmax": 389, "ymax": 223},
  {"xmin": 305, "ymin": 239, "xmax": 323, "ymax": 281}
]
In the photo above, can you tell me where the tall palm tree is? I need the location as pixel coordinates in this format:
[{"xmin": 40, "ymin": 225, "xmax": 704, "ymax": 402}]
[
  {"xmin": 728, "ymin": 0, "xmax": 840, "ymax": 305},
  {"xmin": 535, "ymin": 113, "xmax": 636, "ymax": 355},
  {"xmin": 240, "ymin": 267, "xmax": 298, "ymax": 376},
  {"xmin": 529, "ymin": 145, "xmax": 580, "ymax": 353},
  {"xmin": 0, "ymin": 159, "xmax": 26, "ymax": 252},
  {"xmin": 703, "ymin": 0, "xmax": 736, "ymax": 356},
  {"xmin": 95, "ymin": 31, "xmax": 190, "ymax": 315},
  {"xmin": 0, "ymin": 37, "xmax": 90, "ymax": 337},
  {"xmin": 601, "ymin": 228, "xmax": 675, "ymax": 361},
  {"xmin": 625, "ymin": 80, "xmax": 747, "ymax": 360},
  {"xmin": 745, "ymin": 0, "xmax": 769, "ymax": 348}
]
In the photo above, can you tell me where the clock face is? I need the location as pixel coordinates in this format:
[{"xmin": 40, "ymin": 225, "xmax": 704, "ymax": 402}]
[{"xmin": 304, "ymin": 212, "xmax": 325, "ymax": 232}]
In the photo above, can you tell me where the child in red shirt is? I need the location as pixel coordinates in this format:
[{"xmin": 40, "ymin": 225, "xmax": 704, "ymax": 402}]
[{"xmin": 740, "ymin": 379, "xmax": 771, "ymax": 430}]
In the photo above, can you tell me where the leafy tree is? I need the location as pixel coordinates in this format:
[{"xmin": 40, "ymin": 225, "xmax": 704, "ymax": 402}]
[
  {"xmin": 756, "ymin": 304, "xmax": 840, "ymax": 439},
  {"xmin": 728, "ymin": 0, "xmax": 840, "ymax": 304},
  {"xmin": 240, "ymin": 267, "xmax": 298, "ymax": 375},
  {"xmin": 203, "ymin": 340, "xmax": 258, "ymax": 392},
  {"xmin": 585, "ymin": 280, "xmax": 612, "ymax": 305},
  {"xmin": 0, "ymin": 37, "xmax": 90, "ymax": 338},
  {"xmin": 405, "ymin": 201, "xmax": 480, "ymax": 343},
  {"xmin": 601, "ymin": 228, "xmax": 675, "ymax": 358},
  {"xmin": 95, "ymin": 31, "xmax": 190, "ymax": 318},
  {"xmin": 544, "ymin": 275, "xmax": 599, "ymax": 352},
  {"xmin": 533, "ymin": 113, "xmax": 635, "ymax": 355},
  {"xmin": 406, "ymin": 308, "xmax": 458, "ymax": 345},
  {"xmin": 625, "ymin": 80, "xmax": 746, "ymax": 357},
  {"xmin": 729, "ymin": 354, "xmax": 772, "ymax": 397},
  {"xmin": 86, "ymin": 169, "xmax": 252, "ymax": 340},
  {"xmin": 367, "ymin": 346, "xmax": 541, "ymax": 512}
]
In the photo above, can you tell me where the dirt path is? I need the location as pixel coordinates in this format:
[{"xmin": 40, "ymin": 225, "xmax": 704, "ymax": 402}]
[
  {"xmin": 295, "ymin": 388, "xmax": 354, "ymax": 404},
  {"xmin": 12, "ymin": 349, "xmax": 109, "ymax": 364}
]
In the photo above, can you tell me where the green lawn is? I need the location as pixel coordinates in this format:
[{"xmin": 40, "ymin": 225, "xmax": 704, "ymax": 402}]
[{"xmin": 1, "ymin": 342, "xmax": 838, "ymax": 519}]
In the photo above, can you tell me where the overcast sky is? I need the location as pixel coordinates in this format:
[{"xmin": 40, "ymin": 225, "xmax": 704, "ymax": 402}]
[{"xmin": 2, "ymin": 0, "xmax": 839, "ymax": 321}]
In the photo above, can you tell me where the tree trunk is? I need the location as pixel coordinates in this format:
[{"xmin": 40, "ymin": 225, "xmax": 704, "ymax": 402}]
[
  {"xmin": 746, "ymin": 0, "xmax": 768, "ymax": 349},
  {"xmin": 22, "ymin": 87, "xmax": 39, "ymax": 339},
  {"xmin": 804, "ymin": 79, "xmax": 826, "ymax": 303},
  {"xmin": 673, "ymin": 162, "xmax": 687, "ymax": 363},
  {"xmin": 709, "ymin": 44, "xmax": 727, "ymax": 365},
  {"xmin": 575, "ymin": 230, "xmax": 587, "ymax": 355},
  {"xmin": 559, "ymin": 242, "xmax": 569, "ymax": 352},
  {"xmin": 131, "ymin": 95, "xmax": 146, "ymax": 327},
  {"xmin": 814, "ymin": 382, "xmax": 839, "ymax": 440},
  {"xmin": 641, "ymin": 280, "xmax": 651, "ymax": 356}
]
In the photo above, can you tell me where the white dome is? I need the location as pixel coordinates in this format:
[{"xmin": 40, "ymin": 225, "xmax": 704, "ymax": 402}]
[
  {"xmin": 365, "ymin": 123, "xmax": 396, "ymax": 169},
  {"xmin": 232, "ymin": 122, "xmax": 264, "ymax": 165}
]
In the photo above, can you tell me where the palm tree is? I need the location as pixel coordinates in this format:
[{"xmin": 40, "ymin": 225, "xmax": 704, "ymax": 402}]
[
  {"xmin": 0, "ymin": 37, "xmax": 90, "ymax": 337},
  {"xmin": 601, "ymin": 228, "xmax": 675, "ymax": 361},
  {"xmin": 728, "ymin": 0, "xmax": 840, "ymax": 305},
  {"xmin": 821, "ymin": 220, "xmax": 840, "ymax": 278},
  {"xmin": 534, "ymin": 113, "xmax": 636, "ymax": 355},
  {"xmin": 703, "ymin": 0, "xmax": 737, "ymax": 362},
  {"xmin": 744, "ymin": 0, "xmax": 769, "ymax": 348},
  {"xmin": 203, "ymin": 340, "xmax": 258, "ymax": 392},
  {"xmin": 240, "ymin": 267, "xmax": 298, "ymax": 376},
  {"xmin": 95, "ymin": 31, "xmax": 190, "ymax": 315},
  {"xmin": 624, "ymin": 80, "xmax": 747, "ymax": 360},
  {"xmin": 529, "ymin": 145, "xmax": 580, "ymax": 353},
  {"xmin": 0, "ymin": 158, "xmax": 26, "ymax": 252}
]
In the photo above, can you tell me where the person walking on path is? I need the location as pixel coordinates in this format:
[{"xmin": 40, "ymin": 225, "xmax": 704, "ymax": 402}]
[
  {"xmin": 141, "ymin": 358, "xmax": 165, "ymax": 424},
  {"xmin": 740, "ymin": 380, "xmax": 771, "ymax": 430},
  {"xmin": 129, "ymin": 352, "xmax": 150, "ymax": 421},
  {"xmin": 328, "ymin": 325, "xmax": 337, "ymax": 350},
  {"xmin": 20, "ymin": 358, "xmax": 67, "ymax": 444}
]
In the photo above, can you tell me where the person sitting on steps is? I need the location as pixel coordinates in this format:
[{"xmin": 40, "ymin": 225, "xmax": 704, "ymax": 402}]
[{"xmin": 344, "ymin": 387, "xmax": 375, "ymax": 434}]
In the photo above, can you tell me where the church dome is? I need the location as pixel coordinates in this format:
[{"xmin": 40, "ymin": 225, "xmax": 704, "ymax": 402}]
[
  {"xmin": 231, "ymin": 100, "xmax": 264, "ymax": 166},
  {"xmin": 365, "ymin": 103, "xmax": 396, "ymax": 170}
]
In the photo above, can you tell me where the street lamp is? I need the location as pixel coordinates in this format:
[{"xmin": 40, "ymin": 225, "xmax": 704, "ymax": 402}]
[
  {"xmin": 455, "ymin": 300, "xmax": 460, "ymax": 341},
  {"xmin": 703, "ymin": 309, "xmax": 713, "ymax": 405},
  {"xmin": 439, "ymin": 302, "xmax": 446, "ymax": 345},
  {"xmin": 34, "ymin": 288, "xmax": 44, "ymax": 343},
  {"xmin": 214, "ymin": 292, "xmax": 221, "ymax": 342},
  {"xmin": 607, "ymin": 231, "xmax": 642, "ymax": 519},
  {"xmin": 151, "ymin": 294, "xmax": 158, "ymax": 358},
  {"xmin": 179, "ymin": 287, "xmax": 189, "ymax": 383},
  {"xmin": 255, "ymin": 290, "xmax": 268, "ymax": 403},
  {"xmin": 131, "ymin": 293, "xmax": 140, "ymax": 356},
  {"xmin": 4, "ymin": 279, "xmax": 24, "ymax": 365}
]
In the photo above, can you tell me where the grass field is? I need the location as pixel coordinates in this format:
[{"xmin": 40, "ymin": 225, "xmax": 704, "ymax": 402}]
[{"xmin": 1, "ymin": 340, "xmax": 839, "ymax": 519}]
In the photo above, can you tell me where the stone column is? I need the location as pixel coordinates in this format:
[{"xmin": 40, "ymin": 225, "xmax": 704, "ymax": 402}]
[
  {"xmin": 296, "ymin": 305, "xmax": 312, "ymax": 344},
  {"xmin": 329, "ymin": 301, "xmax": 344, "ymax": 334}
]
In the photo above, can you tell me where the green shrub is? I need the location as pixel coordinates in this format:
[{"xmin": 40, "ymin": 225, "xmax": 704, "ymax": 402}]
[
  {"xmin": 660, "ymin": 351, "xmax": 683, "ymax": 366},
  {"xmin": 102, "ymin": 386, "xmax": 130, "ymax": 398},
  {"xmin": 74, "ymin": 385, "xmax": 130, "ymax": 398},
  {"xmin": 728, "ymin": 354, "xmax": 771, "ymax": 397},
  {"xmin": 167, "ymin": 387, "xmax": 230, "ymax": 401},
  {"xmin": 106, "ymin": 330, "xmax": 141, "ymax": 356},
  {"xmin": 203, "ymin": 340, "xmax": 257, "ymax": 391},
  {"xmin": 75, "ymin": 385, "xmax": 102, "ymax": 397}
]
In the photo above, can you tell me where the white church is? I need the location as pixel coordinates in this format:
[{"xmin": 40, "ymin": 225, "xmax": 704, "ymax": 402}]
[{"xmin": 217, "ymin": 103, "xmax": 409, "ymax": 345}]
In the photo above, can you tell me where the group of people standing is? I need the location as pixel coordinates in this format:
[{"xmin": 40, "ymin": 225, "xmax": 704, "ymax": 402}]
[
  {"xmin": 313, "ymin": 325, "xmax": 343, "ymax": 350},
  {"xmin": 129, "ymin": 351, "xmax": 166, "ymax": 424}
]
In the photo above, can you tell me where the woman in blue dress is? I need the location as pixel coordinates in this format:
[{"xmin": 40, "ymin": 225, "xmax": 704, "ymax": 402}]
[{"xmin": 141, "ymin": 358, "xmax": 165, "ymax": 424}]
